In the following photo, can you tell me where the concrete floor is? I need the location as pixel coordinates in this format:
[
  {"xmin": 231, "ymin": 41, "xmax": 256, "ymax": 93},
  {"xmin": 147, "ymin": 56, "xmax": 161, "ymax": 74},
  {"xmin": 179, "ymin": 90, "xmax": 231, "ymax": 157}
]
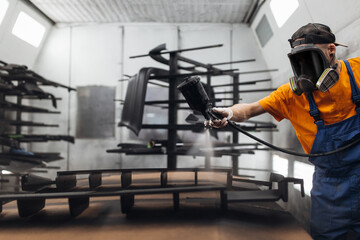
[{"xmin": 0, "ymin": 172, "xmax": 312, "ymax": 240}]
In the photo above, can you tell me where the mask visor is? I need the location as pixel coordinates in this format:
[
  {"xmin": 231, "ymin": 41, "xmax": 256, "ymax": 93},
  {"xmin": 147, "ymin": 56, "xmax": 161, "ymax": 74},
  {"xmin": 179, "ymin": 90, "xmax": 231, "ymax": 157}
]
[{"xmin": 288, "ymin": 45, "xmax": 329, "ymax": 82}]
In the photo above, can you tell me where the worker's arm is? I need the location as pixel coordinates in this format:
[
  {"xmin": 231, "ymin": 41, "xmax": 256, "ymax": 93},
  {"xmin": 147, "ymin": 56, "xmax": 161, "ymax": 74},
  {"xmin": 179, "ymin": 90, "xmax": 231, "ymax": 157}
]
[{"xmin": 212, "ymin": 101, "xmax": 266, "ymax": 128}]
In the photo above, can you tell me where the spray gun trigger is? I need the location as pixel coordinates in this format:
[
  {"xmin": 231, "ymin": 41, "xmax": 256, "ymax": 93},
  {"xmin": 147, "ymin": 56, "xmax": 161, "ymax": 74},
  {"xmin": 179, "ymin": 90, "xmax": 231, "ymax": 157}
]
[{"xmin": 209, "ymin": 109, "xmax": 224, "ymax": 120}]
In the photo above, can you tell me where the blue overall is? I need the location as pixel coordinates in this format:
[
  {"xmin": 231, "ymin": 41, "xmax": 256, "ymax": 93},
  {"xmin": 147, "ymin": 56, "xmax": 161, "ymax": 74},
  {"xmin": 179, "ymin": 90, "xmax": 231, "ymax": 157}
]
[{"xmin": 308, "ymin": 60, "xmax": 360, "ymax": 239}]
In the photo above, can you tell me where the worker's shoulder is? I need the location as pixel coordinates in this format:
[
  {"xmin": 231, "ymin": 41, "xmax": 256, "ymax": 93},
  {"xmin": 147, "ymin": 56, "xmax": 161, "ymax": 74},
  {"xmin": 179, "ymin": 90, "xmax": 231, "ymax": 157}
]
[
  {"xmin": 267, "ymin": 83, "xmax": 293, "ymax": 101},
  {"xmin": 341, "ymin": 57, "xmax": 360, "ymax": 79},
  {"xmin": 273, "ymin": 83, "xmax": 291, "ymax": 95},
  {"xmin": 344, "ymin": 56, "xmax": 360, "ymax": 65}
]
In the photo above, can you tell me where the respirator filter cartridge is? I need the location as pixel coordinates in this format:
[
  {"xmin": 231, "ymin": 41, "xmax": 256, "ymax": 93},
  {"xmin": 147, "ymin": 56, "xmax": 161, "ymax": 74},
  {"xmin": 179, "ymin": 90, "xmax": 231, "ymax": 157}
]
[{"xmin": 316, "ymin": 67, "xmax": 339, "ymax": 92}]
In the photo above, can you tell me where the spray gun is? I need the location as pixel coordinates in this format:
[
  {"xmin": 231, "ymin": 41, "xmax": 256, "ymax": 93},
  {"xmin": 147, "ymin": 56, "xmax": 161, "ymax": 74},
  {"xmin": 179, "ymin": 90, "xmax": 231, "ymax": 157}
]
[
  {"xmin": 177, "ymin": 75, "xmax": 360, "ymax": 157},
  {"xmin": 177, "ymin": 76, "xmax": 222, "ymax": 128}
]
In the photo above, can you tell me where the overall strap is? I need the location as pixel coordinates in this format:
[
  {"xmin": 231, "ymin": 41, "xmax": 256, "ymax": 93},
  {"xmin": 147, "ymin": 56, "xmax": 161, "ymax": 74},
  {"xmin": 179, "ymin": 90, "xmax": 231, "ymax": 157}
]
[
  {"xmin": 344, "ymin": 59, "xmax": 360, "ymax": 111},
  {"xmin": 307, "ymin": 93, "xmax": 324, "ymax": 126}
]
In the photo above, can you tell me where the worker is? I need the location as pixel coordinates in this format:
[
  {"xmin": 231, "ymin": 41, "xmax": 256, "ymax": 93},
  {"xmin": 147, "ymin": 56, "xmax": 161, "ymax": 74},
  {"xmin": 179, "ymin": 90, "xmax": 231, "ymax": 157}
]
[{"xmin": 212, "ymin": 23, "xmax": 360, "ymax": 239}]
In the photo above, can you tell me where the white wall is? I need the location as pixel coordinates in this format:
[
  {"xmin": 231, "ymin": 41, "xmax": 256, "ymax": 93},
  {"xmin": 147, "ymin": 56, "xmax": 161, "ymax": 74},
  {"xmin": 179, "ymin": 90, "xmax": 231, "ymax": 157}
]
[
  {"xmin": 33, "ymin": 24, "xmax": 123, "ymax": 173},
  {"xmin": 33, "ymin": 22, "xmax": 271, "ymax": 177},
  {"xmin": 0, "ymin": 0, "xmax": 53, "ymax": 67},
  {"xmin": 27, "ymin": 27, "xmax": 72, "ymax": 175}
]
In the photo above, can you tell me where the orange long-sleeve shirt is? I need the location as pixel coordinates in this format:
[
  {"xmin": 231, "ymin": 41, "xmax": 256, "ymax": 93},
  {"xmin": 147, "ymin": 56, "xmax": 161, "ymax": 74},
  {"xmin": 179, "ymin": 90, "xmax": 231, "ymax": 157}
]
[{"xmin": 259, "ymin": 57, "xmax": 360, "ymax": 153}]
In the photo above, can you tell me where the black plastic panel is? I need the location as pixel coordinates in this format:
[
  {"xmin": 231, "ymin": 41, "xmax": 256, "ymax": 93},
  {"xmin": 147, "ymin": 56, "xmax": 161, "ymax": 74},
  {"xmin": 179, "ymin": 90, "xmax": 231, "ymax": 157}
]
[{"xmin": 119, "ymin": 67, "xmax": 169, "ymax": 135}]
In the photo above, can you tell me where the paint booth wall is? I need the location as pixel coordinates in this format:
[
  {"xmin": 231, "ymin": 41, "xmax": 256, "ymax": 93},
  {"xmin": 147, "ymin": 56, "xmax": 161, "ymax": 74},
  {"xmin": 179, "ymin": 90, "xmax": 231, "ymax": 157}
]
[{"xmin": 31, "ymin": 23, "xmax": 272, "ymax": 178}]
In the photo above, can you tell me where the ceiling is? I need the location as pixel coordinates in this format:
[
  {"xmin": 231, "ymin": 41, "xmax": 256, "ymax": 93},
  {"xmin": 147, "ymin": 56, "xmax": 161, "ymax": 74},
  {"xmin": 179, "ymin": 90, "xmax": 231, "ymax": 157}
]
[{"xmin": 29, "ymin": 0, "xmax": 259, "ymax": 24}]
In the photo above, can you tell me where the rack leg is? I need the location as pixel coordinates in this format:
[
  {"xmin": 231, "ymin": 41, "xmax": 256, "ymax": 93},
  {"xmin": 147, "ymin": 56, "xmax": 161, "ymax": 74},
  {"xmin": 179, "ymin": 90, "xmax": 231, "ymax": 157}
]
[
  {"xmin": 121, "ymin": 172, "xmax": 132, "ymax": 188},
  {"xmin": 227, "ymin": 172, "xmax": 232, "ymax": 189},
  {"xmin": 173, "ymin": 192, "xmax": 180, "ymax": 211},
  {"xmin": 161, "ymin": 171, "xmax": 168, "ymax": 187},
  {"xmin": 17, "ymin": 198, "xmax": 45, "ymax": 217},
  {"xmin": 220, "ymin": 190, "xmax": 228, "ymax": 211},
  {"xmin": 121, "ymin": 194, "xmax": 135, "ymax": 214},
  {"xmin": 121, "ymin": 172, "xmax": 134, "ymax": 213},
  {"xmin": 68, "ymin": 197, "xmax": 89, "ymax": 217},
  {"xmin": 194, "ymin": 171, "xmax": 198, "ymax": 185}
]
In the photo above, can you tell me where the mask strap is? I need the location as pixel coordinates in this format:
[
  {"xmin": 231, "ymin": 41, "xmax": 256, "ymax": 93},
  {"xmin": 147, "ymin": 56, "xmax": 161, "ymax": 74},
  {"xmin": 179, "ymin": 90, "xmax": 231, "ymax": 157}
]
[{"xmin": 329, "ymin": 55, "xmax": 337, "ymax": 69}]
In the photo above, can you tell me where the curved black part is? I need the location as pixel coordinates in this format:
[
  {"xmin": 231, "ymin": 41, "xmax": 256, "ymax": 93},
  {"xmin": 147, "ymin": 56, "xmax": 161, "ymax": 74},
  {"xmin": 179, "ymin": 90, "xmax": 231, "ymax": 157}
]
[
  {"xmin": 116, "ymin": 143, "xmax": 147, "ymax": 148},
  {"xmin": 0, "ymin": 100, "xmax": 60, "ymax": 113},
  {"xmin": 149, "ymin": 44, "xmax": 169, "ymax": 66},
  {"xmin": 149, "ymin": 44, "xmax": 195, "ymax": 71},
  {"xmin": 0, "ymin": 60, "xmax": 75, "ymax": 91},
  {"xmin": 2, "ymin": 134, "xmax": 75, "ymax": 143},
  {"xmin": 14, "ymin": 82, "xmax": 58, "ymax": 108},
  {"xmin": 21, "ymin": 174, "xmax": 54, "ymax": 191},
  {"xmin": 119, "ymin": 67, "xmax": 169, "ymax": 136}
]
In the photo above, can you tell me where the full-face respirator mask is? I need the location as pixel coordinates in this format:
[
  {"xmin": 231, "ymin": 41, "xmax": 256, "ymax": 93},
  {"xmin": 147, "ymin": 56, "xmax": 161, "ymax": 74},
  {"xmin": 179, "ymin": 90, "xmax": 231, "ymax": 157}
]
[{"xmin": 288, "ymin": 44, "xmax": 339, "ymax": 96}]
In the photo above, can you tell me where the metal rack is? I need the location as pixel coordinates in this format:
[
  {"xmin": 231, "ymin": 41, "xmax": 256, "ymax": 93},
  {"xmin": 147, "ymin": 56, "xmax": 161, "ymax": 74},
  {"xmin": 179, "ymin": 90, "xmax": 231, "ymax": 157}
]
[
  {"xmin": 0, "ymin": 60, "xmax": 75, "ymax": 179},
  {"xmin": 112, "ymin": 43, "xmax": 277, "ymax": 172},
  {"xmin": 0, "ymin": 55, "xmax": 305, "ymax": 219},
  {"xmin": 0, "ymin": 170, "xmax": 304, "ymax": 217}
]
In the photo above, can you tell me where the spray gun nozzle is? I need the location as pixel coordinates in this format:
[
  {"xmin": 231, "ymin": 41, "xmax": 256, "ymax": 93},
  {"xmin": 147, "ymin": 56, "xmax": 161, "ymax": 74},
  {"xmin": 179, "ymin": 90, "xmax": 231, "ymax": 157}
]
[{"xmin": 204, "ymin": 119, "xmax": 214, "ymax": 129}]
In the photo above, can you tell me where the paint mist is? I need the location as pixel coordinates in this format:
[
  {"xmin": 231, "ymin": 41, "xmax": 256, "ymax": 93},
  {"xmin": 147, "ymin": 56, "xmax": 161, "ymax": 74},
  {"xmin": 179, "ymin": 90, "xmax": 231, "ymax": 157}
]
[{"xmin": 204, "ymin": 128, "xmax": 214, "ymax": 168}]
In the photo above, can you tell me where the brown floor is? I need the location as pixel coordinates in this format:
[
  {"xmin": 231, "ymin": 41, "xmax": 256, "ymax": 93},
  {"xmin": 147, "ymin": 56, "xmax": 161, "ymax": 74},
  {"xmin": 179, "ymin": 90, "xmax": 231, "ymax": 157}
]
[{"xmin": 0, "ymin": 172, "xmax": 312, "ymax": 240}]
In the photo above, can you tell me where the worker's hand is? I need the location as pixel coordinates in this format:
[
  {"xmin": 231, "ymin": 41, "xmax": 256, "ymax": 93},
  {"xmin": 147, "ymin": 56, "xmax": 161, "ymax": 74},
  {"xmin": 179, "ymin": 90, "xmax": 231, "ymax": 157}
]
[{"xmin": 212, "ymin": 107, "xmax": 233, "ymax": 128}]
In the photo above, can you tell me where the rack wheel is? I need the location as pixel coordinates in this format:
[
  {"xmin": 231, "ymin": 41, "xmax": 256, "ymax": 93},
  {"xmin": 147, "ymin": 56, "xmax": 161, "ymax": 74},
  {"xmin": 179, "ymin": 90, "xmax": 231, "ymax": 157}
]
[
  {"xmin": 56, "ymin": 174, "xmax": 76, "ymax": 191},
  {"xmin": 89, "ymin": 172, "xmax": 102, "ymax": 189}
]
